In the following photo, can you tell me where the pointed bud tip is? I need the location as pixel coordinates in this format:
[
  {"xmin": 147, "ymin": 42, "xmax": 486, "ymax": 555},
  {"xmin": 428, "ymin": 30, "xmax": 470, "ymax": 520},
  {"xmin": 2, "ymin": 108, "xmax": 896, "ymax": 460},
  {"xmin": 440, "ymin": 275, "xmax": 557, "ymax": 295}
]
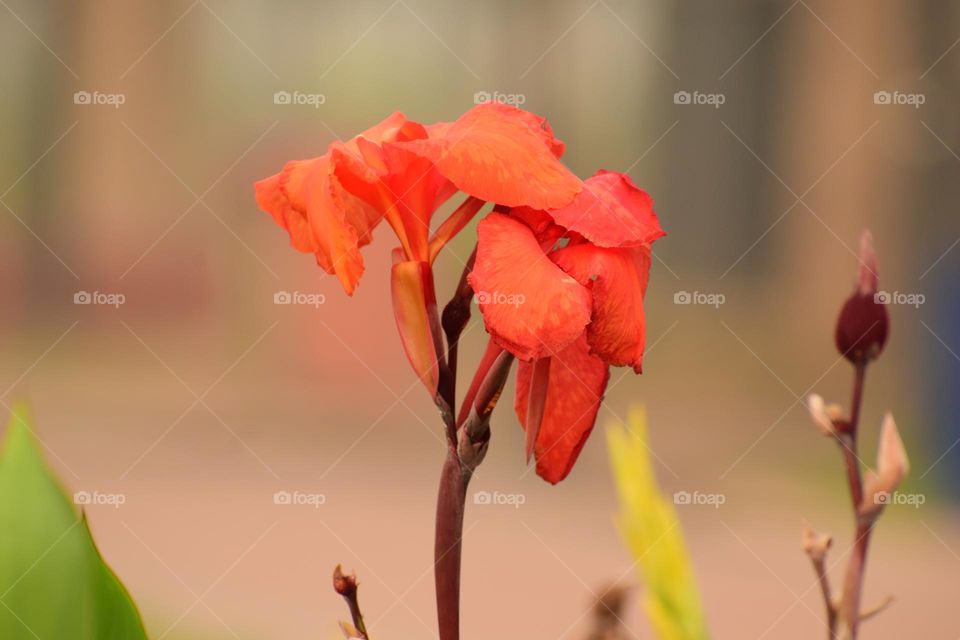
[
  {"xmin": 857, "ymin": 230, "xmax": 879, "ymax": 296},
  {"xmin": 878, "ymin": 412, "xmax": 909, "ymax": 480}
]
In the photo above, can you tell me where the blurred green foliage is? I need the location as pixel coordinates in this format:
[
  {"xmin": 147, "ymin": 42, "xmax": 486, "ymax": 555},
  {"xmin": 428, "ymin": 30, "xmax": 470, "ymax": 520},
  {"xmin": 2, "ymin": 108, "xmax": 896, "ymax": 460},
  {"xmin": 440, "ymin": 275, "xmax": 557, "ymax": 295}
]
[{"xmin": 0, "ymin": 406, "xmax": 147, "ymax": 639}]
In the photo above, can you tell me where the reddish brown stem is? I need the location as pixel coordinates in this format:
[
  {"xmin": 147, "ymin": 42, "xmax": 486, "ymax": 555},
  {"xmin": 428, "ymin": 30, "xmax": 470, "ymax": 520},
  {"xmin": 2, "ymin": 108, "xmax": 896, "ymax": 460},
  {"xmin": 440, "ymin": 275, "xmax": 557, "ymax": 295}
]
[
  {"xmin": 811, "ymin": 556, "xmax": 837, "ymax": 637},
  {"xmin": 837, "ymin": 360, "xmax": 870, "ymax": 639},
  {"xmin": 839, "ymin": 521, "xmax": 874, "ymax": 639},
  {"xmin": 434, "ymin": 444, "xmax": 468, "ymax": 640}
]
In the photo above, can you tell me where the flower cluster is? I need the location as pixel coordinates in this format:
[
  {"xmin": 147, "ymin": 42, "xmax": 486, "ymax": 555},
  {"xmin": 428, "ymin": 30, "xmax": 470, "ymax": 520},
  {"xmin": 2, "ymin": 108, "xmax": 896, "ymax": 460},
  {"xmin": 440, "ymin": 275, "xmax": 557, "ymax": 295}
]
[{"xmin": 256, "ymin": 104, "xmax": 664, "ymax": 483}]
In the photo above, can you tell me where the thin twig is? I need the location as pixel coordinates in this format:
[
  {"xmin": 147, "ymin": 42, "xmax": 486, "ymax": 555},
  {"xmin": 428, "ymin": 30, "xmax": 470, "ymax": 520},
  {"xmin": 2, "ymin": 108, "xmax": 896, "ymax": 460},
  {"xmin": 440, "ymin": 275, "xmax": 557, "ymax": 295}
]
[{"xmin": 333, "ymin": 565, "xmax": 369, "ymax": 639}]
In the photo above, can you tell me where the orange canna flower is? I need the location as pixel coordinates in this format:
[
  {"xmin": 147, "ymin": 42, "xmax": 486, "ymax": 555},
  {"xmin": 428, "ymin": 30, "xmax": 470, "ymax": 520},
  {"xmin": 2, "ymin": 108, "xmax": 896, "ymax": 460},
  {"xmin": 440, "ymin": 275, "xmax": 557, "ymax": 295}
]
[
  {"xmin": 469, "ymin": 171, "xmax": 664, "ymax": 483},
  {"xmin": 256, "ymin": 104, "xmax": 581, "ymax": 399}
]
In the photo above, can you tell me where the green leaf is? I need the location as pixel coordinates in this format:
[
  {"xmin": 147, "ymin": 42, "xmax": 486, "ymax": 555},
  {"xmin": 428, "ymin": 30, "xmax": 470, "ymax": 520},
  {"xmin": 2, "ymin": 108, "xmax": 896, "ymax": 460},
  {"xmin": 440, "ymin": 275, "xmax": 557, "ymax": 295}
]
[
  {"xmin": 0, "ymin": 406, "xmax": 148, "ymax": 640},
  {"xmin": 607, "ymin": 406, "xmax": 709, "ymax": 640}
]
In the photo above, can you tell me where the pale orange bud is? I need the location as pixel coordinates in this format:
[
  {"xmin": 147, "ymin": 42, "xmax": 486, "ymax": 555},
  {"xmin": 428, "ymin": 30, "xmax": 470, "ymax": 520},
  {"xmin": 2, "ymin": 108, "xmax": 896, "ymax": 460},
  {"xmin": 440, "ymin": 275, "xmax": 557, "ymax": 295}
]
[
  {"xmin": 807, "ymin": 394, "xmax": 842, "ymax": 436},
  {"xmin": 876, "ymin": 412, "xmax": 909, "ymax": 489},
  {"xmin": 861, "ymin": 413, "xmax": 909, "ymax": 516},
  {"xmin": 338, "ymin": 621, "xmax": 363, "ymax": 638}
]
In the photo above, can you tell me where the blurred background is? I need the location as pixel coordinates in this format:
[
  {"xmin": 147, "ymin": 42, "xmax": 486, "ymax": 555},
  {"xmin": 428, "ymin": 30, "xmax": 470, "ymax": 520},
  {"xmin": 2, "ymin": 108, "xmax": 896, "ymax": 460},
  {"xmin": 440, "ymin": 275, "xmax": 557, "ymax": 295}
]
[{"xmin": 0, "ymin": 0, "xmax": 957, "ymax": 638}]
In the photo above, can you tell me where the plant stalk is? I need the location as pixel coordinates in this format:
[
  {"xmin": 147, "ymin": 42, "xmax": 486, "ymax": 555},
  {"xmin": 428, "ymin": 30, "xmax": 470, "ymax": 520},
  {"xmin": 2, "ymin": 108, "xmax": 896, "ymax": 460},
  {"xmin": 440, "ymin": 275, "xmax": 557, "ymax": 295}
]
[
  {"xmin": 837, "ymin": 361, "xmax": 869, "ymax": 639},
  {"xmin": 434, "ymin": 444, "xmax": 468, "ymax": 640}
]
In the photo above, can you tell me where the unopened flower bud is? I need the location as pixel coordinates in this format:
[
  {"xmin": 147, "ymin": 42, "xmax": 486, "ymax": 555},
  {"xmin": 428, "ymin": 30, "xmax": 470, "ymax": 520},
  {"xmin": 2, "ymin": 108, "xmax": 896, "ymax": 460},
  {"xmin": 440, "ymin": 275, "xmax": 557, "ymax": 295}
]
[
  {"xmin": 835, "ymin": 231, "xmax": 889, "ymax": 363},
  {"xmin": 861, "ymin": 413, "xmax": 909, "ymax": 517},
  {"xmin": 333, "ymin": 564, "xmax": 358, "ymax": 597}
]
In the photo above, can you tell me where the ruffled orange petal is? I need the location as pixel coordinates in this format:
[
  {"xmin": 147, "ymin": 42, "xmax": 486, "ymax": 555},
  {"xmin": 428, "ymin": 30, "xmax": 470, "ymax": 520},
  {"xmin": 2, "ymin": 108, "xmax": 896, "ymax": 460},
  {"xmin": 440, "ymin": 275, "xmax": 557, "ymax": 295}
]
[
  {"xmin": 399, "ymin": 103, "xmax": 581, "ymax": 209},
  {"xmin": 515, "ymin": 333, "xmax": 610, "ymax": 484},
  {"xmin": 547, "ymin": 170, "xmax": 664, "ymax": 248},
  {"xmin": 552, "ymin": 243, "xmax": 652, "ymax": 372},
  {"xmin": 254, "ymin": 160, "xmax": 322, "ymax": 254},
  {"xmin": 255, "ymin": 156, "xmax": 380, "ymax": 295},
  {"xmin": 333, "ymin": 119, "xmax": 455, "ymax": 263},
  {"xmin": 468, "ymin": 212, "xmax": 592, "ymax": 361}
]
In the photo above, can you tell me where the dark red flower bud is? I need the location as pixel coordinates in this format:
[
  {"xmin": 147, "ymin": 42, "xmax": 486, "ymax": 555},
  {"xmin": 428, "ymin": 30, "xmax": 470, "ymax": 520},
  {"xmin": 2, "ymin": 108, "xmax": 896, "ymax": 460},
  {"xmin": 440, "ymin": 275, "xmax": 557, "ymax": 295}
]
[
  {"xmin": 835, "ymin": 231, "xmax": 889, "ymax": 363},
  {"xmin": 332, "ymin": 564, "xmax": 358, "ymax": 597}
]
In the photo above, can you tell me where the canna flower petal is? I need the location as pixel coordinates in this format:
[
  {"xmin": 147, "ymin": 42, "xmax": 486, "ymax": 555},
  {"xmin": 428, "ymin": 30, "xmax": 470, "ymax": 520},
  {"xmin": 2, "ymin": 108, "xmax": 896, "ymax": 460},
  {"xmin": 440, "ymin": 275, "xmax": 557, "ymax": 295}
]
[
  {"xmin": 468, "ymin": 212, "xmax": 592, "ymax": 361},
  {"xmin": 255, "ymin": 155, "xmax": 380, "ymax": 295},
  {"xmin": 338, "ymin": 139, "xmax": 456, "ymax": 262},
  {"xmin": 552, "ymin": 243, "xmax": 652, "ymax": 372},
  {"xmin": 391, "ymin": 258, "xmax": 443, "ymax": 398},
  {"xmin": 546, "ymin": 170, "xmax": 664, "ymax": 248},
  {"xmin": 399, "ymin": 103, "xmax": 581, "ymax": 210},
  {"xmin": 515, "ymin": 333, "xmax": 610, "ymax": 484},
  {"xmin": 256, "ymin": 111, "xmax": 442, "ymax": 294}
]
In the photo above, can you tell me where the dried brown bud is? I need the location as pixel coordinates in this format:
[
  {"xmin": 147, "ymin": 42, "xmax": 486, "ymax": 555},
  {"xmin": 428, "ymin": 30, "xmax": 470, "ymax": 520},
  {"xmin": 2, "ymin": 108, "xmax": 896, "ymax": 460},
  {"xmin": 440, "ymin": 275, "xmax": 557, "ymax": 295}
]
[
  {"xmin": 333, "ymin": 564, "xmax": 358, "ymax": 597},
  {"xmin": 801, "ymin": 524, "xmax": 833, "ymax": 562},
  {"xmin": 835, "ymin": 231, "xmax": 889, "ymax": 363}
]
